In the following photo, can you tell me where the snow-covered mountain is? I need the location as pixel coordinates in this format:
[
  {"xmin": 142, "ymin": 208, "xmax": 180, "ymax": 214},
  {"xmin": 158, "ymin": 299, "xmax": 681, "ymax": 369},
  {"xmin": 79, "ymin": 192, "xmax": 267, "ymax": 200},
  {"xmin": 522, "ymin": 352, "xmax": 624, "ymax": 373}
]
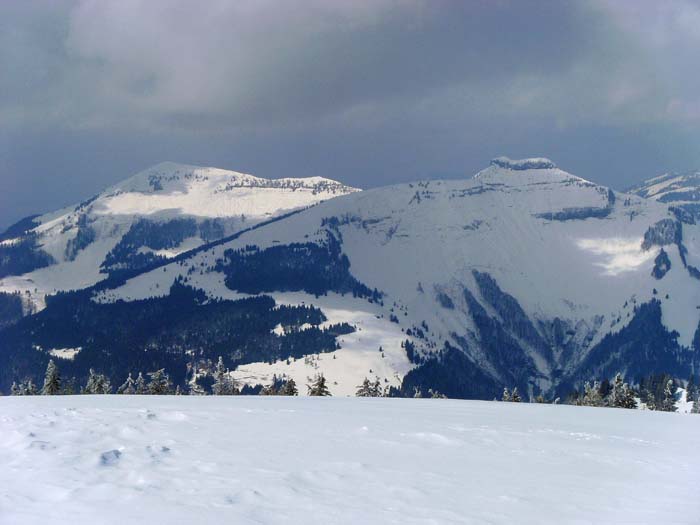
[
  {"xmin": 0, "ymin": 162, "xmax": 359, "ymax": 312},
  {"xmin": 628, "ymin": 170, "xmax": 700, "ymax": 222},
  {"xmin": 1, "ymin": 157, "xmax": 698, "ymax": 398}
]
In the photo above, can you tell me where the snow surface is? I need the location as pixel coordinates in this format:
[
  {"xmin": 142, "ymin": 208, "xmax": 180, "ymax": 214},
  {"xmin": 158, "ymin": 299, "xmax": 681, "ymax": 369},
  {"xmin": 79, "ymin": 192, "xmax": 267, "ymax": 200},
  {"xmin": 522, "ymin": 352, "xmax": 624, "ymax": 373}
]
[
  {"xmin": 1, "ymin": 396, "xmax": 698, "ymax": 524},
  {"xmin": 231, "ymin": 292, "xmax": 414, "ymax": 396},
  {"xmin": 629, "ymin": 170, "xmax": 700, "ymax": 202},
  {"xmin": 48, "ymin": 347, "xmax": 82, "ymax": 361}
]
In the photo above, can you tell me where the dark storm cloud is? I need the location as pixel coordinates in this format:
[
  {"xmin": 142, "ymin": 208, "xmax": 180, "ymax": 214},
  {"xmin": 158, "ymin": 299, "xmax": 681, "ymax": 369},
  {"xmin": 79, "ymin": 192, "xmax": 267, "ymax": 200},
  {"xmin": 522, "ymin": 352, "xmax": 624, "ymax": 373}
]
[
  {"xmin": 2, "ymin": 0, "xmax": 700, "ymax": 228},
  {"xmin": 0, "ymin": 1, "xmax": 591, "ymax": 129}
]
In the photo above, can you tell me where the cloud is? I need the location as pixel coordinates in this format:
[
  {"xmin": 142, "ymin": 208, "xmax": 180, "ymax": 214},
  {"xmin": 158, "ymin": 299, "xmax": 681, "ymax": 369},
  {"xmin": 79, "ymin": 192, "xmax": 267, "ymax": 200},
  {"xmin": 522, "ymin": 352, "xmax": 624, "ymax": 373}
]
[
  {"xmin": 2, "ymin": 1, "xmax": 700, "ymax": 229},
  {"xmin": 0, "ymin": 1, "xmax": 613, "ymax": 132},
  {"xmin": 4, "ymin": 1, "xmax": 700, "ymax": 133}
]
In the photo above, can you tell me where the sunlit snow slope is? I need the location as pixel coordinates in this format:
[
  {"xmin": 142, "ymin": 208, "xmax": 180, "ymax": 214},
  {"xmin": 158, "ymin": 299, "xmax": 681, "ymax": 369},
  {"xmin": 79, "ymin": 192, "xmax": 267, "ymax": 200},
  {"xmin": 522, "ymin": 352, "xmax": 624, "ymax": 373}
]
[
  {"xmin": 629, "ymin": 170, "xmax": 700, "ymax": 222},
  {"xmin": 0, "ymin": 162, "xmax": 358, "ymax": 311},
  {"xmin": 1, "ymin": 396, "xmax": 698, "ymax": 525}
]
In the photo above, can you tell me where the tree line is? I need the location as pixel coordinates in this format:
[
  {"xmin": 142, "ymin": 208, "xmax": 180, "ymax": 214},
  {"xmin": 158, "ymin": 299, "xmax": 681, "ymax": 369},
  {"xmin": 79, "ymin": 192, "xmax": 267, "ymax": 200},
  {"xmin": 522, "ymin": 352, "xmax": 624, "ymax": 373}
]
[
  {"xmin": 500, "ymin": 372, "xmax": 699, "ymax": 413},
  {"xmin": 7, "ymin": 359, "xmax": 699, "ymax": 413}
]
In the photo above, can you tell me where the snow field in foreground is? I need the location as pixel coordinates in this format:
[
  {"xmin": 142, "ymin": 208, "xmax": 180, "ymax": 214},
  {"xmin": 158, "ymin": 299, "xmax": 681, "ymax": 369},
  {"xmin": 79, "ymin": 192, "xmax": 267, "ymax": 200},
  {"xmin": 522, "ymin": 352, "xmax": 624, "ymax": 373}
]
[{"xmin": 1, "ymin": 396, "xmax": 698, "ymax": 524}]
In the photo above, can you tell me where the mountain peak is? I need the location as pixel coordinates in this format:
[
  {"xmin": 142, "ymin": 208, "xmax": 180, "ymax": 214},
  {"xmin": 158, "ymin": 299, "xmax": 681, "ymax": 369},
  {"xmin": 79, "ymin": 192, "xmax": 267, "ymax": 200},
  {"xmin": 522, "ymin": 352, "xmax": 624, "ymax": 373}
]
[
  {"xmin": 474, "ymin": 156, "xmax": 591, "ymax": 186},
  {"xmin": 105, "ymin": 162, "xmax": 359, "ymax": 197},
  {"xmin": 489, "ymin": 156, "xmax": 557, "ymax": 171}
]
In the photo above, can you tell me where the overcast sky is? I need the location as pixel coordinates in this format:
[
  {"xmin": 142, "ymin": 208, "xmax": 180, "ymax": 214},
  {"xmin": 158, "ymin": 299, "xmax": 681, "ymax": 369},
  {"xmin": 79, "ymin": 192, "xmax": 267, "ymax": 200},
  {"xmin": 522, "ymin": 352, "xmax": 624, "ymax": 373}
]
[{"xmin": 2, "ymin": 0, "xmax": 700, "ymax": 228}]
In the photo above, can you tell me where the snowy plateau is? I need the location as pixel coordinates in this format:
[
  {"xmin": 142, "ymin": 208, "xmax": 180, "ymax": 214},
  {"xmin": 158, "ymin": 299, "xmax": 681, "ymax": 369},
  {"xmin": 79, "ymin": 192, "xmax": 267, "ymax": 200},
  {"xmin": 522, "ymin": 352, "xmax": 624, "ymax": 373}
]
[{"xmin": 1, "ymin": 396, "xmax": 699, "ymax": 525}]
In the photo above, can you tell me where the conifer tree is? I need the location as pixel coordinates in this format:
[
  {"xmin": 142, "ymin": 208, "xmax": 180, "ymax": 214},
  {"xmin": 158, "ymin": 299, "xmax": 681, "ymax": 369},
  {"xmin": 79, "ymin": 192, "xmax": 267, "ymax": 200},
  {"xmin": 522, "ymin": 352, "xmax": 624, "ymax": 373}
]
[
  {"xmin": 356, "ymin": 378, "xmax": 373, "ymax": 397},
  {"xmin": 502, "ymin": 388, "xmax": 512, "ymax": 402},
  {"xmin": 582, "ymin": 381, "xmax": 603, "ymax": 407},
  {"xmin": 41, "ymin": 359, "xmax": 61, "ymax": 395},
  {"xmin": 428, "ymin": 389, "xmax": 446, "ymax": 399},
  {"xmin": 370, "ymin": 378, "xmax": 383, "ymax": 397},
  {"xmin": 26, "ymin": 380, "xmax": 38, "ymax": 395},
  {"xmin": 62, "ymin": 378, "xmax": 77, "ymax": 395},
  {"xmin": 134, "ymin": 372, "xmax": 148, "ymax": 394},
  {"xmin": 98, "ymin": 374, "xmax": 111, "ymax": 394},
  {"xmin": 686, "ymin": 375, "xmax": 697, "ymax": 404},
  {"xmin": 84, "ymin": 371, "xmax": 97, "ymax": 394},
  {"xmin": 307, "ymin": 374, "xmax": 331, "ymax": 396},
  {"xmin": 511, "ymin": 387, "xmax": 521, "ymax": 403},
  {"xmin": 212, "ymin": 356, "xmax": 237, "ymax": 395},
  {"xmin": 212, "ymin": 356, "xmax": 226, "ymax": 395},
  {"xmin": 660, "ymin": 379, "xmax": 677, "ymax": 412},
  {"xmin": 85, "ymin": 369, "xmax": 111, "ymax": 394},
  {"xmin": 10, "ymin": 381, "xmax": 20, "ymax": 396},
  {"xmin": 618, "ymin": 382, "xmax": 637, "ymax": 409},
  {"xmin": 642, "ymin": 385, "xmax": 657, "ymax": 410},
  {"xmin": 280, "ymin": 378, "xmax": 298, "ymax": 396},
  {"xmin": 189, "ymin": 381, "xmax": 206, "ymax": 396},
  {"xmin": 16, "ymin": 381, "xmax": 28, "ymax": 395},
  {"xmin": 117, "ymin": 373, "xmax": 136, "ymax": 395},
  {"xmin": 608, "ymin": 373, "xmax": 622, "ymax": 406},
  {"xmin": 607, "ymin": 373, "xmax": 635, "ymax": 408},
  {"xmin": 147, "ymin": 369, "xmax": 172, "ymax": 395}
]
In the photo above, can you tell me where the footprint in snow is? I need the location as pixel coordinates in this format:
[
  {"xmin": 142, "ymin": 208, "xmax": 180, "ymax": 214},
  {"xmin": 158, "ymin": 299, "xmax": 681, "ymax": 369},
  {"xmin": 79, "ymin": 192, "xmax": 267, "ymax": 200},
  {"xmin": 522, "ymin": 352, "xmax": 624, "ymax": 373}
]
[
  {"xmin": 226, "ymin": 489, "xmax": 264, "ymax": 505},
  {"xmin": 29, "ymin": 440, "xmax": 54, "ymax": 450},
  {"xmin": 146, "ymin": 445, "xmax": 171, "ymax": 462},
  {"xmin": 100, "ymin": 449, "xmax": 122, "ymax": 466}
]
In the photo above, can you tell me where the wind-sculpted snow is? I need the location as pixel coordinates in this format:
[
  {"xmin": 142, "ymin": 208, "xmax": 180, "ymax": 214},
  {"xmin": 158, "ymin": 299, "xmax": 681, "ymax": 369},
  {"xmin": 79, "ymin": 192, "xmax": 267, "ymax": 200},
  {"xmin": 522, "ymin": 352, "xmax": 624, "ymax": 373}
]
[{"xmin": 1, "ymin": 396, "xmax": 698, "ymax": 524}]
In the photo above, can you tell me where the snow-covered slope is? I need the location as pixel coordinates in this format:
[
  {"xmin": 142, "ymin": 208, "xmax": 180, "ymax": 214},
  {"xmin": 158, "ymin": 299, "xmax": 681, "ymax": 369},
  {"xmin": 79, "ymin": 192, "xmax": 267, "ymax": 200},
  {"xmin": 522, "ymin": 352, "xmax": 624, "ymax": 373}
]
[
  {"xmin": 2, "ymin": 157, "xmax": 699, "ymax": 397},
  {"xmin": 629, "ymin": 170, "xmax": 700, "ymax": 201},
  {"xmin": 0, "ymin": 162, "xmax": 358, "ymax": 310},
  {"xmin": 629, "ymin": 170, "xmax": 700, "ymax": 221},
  {"xmin": 92, "ymin": 157, "xmax": 700, "ymax": 395},
  {"xmin": 2, "ymin": 396, "xmax": 698, "ymax": 525}
]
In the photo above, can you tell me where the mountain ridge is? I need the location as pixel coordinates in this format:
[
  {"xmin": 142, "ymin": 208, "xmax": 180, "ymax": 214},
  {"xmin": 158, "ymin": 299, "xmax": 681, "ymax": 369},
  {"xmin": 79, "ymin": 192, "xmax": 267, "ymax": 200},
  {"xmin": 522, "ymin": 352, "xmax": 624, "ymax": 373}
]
[
  {"xmin": 1, "ymin": 157, "xmax": 698, "ymax": 398},
  {"xmin": 0, "ymin": 162, "xmax": 359, "ymax": 312}
]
